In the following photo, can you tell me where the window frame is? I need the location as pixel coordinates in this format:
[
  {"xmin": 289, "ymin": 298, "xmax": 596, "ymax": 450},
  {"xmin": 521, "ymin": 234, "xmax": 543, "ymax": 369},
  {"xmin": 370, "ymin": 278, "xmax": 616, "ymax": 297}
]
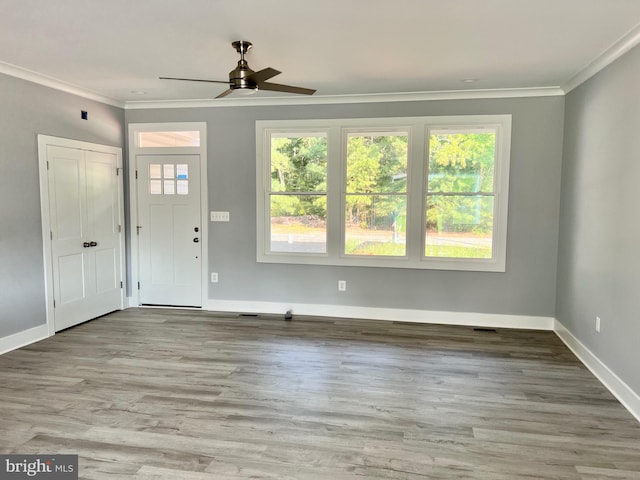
[{"xmin": 256, "ymin": 115, "xmax": 511, "ymax": 272}]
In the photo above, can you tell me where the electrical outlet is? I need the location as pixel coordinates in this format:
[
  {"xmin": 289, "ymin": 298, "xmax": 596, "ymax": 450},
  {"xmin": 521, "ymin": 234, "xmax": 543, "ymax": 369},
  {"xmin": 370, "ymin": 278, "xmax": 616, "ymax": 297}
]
[
  {"xmin": 211, "ymin": 272, "xmax": 219, "ymax": 283},
  {"xmin": 338, "ymin": 280, "xmax": 347, "ymax": 291},
  {"xmin": 595, "ymin": 316, "xmax": 601, "ymax": 333}
]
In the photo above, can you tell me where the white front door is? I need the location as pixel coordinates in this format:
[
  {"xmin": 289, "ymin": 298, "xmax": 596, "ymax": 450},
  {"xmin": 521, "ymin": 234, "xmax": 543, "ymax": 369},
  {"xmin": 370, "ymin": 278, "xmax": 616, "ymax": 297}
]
[
  {"xmin": 137, "ymin": 154, "xmax": 202, "ymax": 307},
  {"xmin": 46, "ymin": 144, "xmax": 123, "ymax": 331}
]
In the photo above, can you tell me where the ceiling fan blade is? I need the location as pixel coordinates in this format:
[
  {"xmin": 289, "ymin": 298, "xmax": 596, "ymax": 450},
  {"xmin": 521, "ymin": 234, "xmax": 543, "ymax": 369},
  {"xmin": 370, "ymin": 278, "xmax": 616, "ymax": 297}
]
[
  {"xmin": 246, "ymin": 67, "xmax": 281, "ymax": 85},
  {"xmin": 259, "ymin": 82, "xmax": 316, "ymax": 95},
  {"xmin": 215, "ymin": 88, "xmax": 234, "ymax": 99},
  {"xmin": 159, "ymin": 76, "xmax": 229, "ymax": 84}
]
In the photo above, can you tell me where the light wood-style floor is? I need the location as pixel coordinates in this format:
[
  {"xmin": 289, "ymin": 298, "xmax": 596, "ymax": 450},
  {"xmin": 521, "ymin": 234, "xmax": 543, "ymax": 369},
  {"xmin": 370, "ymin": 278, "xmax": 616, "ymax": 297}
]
[{"xmin": 1, "ymin": 309, "xmax": 639, "ymax": 479}]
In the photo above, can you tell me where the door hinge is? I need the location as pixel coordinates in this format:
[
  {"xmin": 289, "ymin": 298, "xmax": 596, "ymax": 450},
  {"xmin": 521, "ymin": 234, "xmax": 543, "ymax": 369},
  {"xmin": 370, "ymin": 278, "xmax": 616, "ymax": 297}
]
[
  {"xmin": 120, "ymin": 281, "xmax": 123, "ymax": 288},
  {"xmin": 118, "ymin": 225, "xmax": 122, "ymax": 233},
  {"xmin": 135, "ymin": 170, "xmax": 138, "ymax": 179},
  {"xmin": 46, "ymin": 161, "xmax": 50, "ymax": 170},
  {"xmin": 136, "ymin": 226, "xmax": 141, "ymax": 235},
  {"xmin": 116, "ymin": 167, "xmax": 120, "ymax": 176},
  {"xmin": 137, "ymin": 281, "xmax": 140, "ymax": 290},
  {"xmin": 50, "ymin": 231, "xmax": 53, "ymax": 240},
  {"xmin": 53, "ymin": 299, "xmax": 56, "ymax": 308}
]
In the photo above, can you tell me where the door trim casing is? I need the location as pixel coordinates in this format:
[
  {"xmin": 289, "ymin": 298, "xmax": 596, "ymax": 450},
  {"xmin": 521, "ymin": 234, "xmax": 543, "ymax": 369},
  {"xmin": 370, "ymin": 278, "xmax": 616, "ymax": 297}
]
[
  {"xmin": 38, "ymin": 135, "xmax": 125, "ymax": 336},
  {"xmin": 127, "ymin": 122, "xmax": 208, "ymax": 308}
]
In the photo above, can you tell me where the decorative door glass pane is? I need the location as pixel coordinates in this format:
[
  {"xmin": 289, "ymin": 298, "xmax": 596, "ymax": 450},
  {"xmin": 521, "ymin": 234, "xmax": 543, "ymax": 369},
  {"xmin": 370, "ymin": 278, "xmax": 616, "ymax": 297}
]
[
  {"xmin": 149, "ymin": 164, "xmax": 162, "ymax": 179},
  {"xmin": 177, "ymin": 180, "xmax": 189, "ymax": 195},
  {"xmin": 149, "ymin": 180, "xmax": 162, "ymax": 195},
  {"xmin": 163, "ymin": 164, "xmax": 175, "ymax": 179},
  {"xmin": 163, "ymin": 180, "xmax": 175, "ymax": 195},
  {"xmin": 176, "ymin": 164, "xmax": 188, "ymax": 179}
]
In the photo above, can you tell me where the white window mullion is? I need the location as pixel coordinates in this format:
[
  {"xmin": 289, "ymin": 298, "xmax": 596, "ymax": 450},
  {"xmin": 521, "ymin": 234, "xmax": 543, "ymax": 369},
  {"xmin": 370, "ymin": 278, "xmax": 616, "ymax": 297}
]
[
  {"xmin": 326, "ymin": 126, "xmax": 343, "ymax": 259},
  {"xmin": 406, "ymin": 123, "xmax": 426, "ymax": 263}
]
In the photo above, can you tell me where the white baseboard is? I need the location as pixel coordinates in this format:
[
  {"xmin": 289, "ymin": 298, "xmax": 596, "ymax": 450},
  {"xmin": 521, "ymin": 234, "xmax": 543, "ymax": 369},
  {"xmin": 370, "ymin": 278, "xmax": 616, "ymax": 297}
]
[
  {"xmin": 0, "ymin": 323, "xmax": 50, "ymax": 355},
  {"xmin": 554, "ymin": 319, "xmax": 640, "ymax": 424},
  {"xmin": 205, "ymin": 299, "xmax": 554, "ymax": 330}
]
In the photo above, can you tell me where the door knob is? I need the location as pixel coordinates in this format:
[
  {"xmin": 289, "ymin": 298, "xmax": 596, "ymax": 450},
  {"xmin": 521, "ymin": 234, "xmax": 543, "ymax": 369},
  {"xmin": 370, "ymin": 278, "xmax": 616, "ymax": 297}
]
[
  {"xmin": 89, "ymin": 241, "xmax": 98, "ymax": 247},
  {"xmin": 83, "ymin": 242, "xmax": 91, "ymax": 248},
  {"xmin": 193, "ymin": 237, "xmax": 199, "ymax": 243}
]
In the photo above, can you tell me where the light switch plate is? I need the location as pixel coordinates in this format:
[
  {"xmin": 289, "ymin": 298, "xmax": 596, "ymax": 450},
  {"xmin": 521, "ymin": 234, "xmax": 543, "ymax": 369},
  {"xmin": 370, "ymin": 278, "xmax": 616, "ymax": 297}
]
[{"xmin": 211, "ymin": 211, "xmax": 230, "ymax": 222}]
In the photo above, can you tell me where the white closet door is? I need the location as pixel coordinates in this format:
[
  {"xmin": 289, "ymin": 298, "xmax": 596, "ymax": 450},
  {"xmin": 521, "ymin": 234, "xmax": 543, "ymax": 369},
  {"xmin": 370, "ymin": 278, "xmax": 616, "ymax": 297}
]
[{"xmin": 47, "ymin": 145, "xmax": 123, "ymax": 331}]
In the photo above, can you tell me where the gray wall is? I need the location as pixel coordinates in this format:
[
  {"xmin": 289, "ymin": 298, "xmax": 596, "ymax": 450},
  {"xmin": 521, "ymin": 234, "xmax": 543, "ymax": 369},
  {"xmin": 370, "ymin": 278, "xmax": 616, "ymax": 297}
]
[
  {"xmin": 126, "ymin": 95, "xmax": 565, "ymax": 319},
  {"xmin": 557, "ymin": 46, "xmax": 640, "ymax": 393},
  {"xmin": 0, "ymin": 73, "xmax": 124, "ymax": 338}
]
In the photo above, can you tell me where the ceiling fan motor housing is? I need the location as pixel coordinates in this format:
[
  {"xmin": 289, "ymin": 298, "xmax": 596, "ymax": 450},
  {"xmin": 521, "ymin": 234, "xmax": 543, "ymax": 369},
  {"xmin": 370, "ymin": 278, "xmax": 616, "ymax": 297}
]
[
  {"xmin": 229, "ymin": 41, "xmax": 257, "ymax": 90},
  {"xmin": 229, "ymin": 61, "xmax": 256, "ymax": 90}
]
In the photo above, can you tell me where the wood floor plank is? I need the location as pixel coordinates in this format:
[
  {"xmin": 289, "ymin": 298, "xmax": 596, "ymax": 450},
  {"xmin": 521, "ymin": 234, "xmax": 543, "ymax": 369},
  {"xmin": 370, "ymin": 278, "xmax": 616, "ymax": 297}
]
[{"xmin": 0, "ymin": 308, "xmax": 639, "ymax": 479}]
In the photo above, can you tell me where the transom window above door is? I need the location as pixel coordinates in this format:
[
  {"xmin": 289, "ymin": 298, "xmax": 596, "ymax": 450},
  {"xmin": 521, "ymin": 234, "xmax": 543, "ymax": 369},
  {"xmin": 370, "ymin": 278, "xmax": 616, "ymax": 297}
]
[{"xmin": 138, "ymin": 131, "xmax": 201, "ymax": 148}]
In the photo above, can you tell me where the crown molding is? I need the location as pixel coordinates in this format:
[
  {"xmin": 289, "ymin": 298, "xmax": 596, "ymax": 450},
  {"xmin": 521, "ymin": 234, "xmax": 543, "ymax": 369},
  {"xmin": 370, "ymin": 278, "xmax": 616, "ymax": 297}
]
[
  {"xmin": 562, "ymin": 21, "xmax": 640, "ymax": 94},
  {"xmin": 0, "ymin": 59, "xmax": 562, "ymax": 109},
  {"xmin": 124, "ymin": 86, "xmax": 564, "ymax": 109},
  {"xmin": 0, "ymin": 61, "xmax": 125, "ymax": 108}
]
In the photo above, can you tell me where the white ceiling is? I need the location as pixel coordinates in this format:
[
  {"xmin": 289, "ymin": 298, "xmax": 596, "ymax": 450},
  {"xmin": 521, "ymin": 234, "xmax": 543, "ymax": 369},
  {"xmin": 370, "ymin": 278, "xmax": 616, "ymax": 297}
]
[{"xmin": 1, "ymin": 0, "xmax": 640, "ymax": 106}]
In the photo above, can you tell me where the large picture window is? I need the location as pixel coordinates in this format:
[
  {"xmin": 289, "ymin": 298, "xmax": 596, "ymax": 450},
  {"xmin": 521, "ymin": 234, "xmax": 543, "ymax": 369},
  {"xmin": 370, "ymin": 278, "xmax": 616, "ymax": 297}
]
[{"xmin": 257, "ymin": 115, "xmax": 511, "ymax": 271}]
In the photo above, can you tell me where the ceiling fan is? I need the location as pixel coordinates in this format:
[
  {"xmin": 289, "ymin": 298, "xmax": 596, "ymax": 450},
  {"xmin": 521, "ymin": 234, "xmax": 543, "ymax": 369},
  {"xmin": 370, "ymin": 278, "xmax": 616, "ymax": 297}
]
[{"xmin": 160, "ymin": 41, "xmax": 316, "ymax": 98}]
